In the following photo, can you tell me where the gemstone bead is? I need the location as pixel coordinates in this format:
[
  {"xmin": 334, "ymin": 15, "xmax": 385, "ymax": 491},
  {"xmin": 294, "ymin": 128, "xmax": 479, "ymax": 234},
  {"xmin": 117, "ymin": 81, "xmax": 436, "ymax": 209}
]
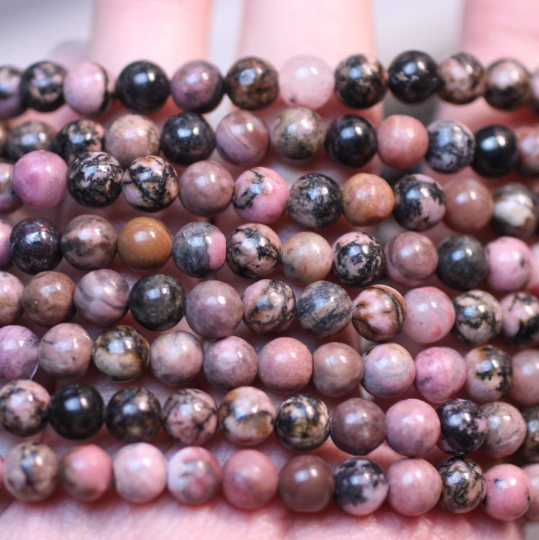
[
  {"xmin": 438, "ymin": 53, "xmax": 485, "ymax": 104},
  {"xmin": 0, "ymin": 325, "xmax": 38, "ymax": 380},
  {"xmin": 525, "ymin": 464, "xmax": 539, "ymax": 520},
  {"xmin": 426, "ymin": 120, "xmax": 475, "ymax": 174},
  {"xmin": 20, "ymin": 61, "xmax": 66, "ymax": 112},
  {"xmin": 6, "ymin": 120, "xmax": 56, "ymax": 160},
  {"xmin": 485, "ymin": 236, "xmax": 532, "ymax": 291},
  {"xmin": 481, "ymin": 402, "xmax": 526, "ymax": 458},
  {"xmin": 0, "ymin": 219, "xmax": 11, "ymax": 269},
  {"xmin": 500, "ymin": 291, "xmax": 539, "ymax": 346},
  {"xmin": 53, "ymin": 119, "xmax": 105, "ymax": 163},
  {"xmin": 0, "ymin": 66, "xmax": 26, "ymax": 118},
  {"xmin": 473, "ymin": 125, "xmax": 519, "ymax": 177},
  {"xmin": 0, "ymin": 272, "xmax": 23, "ymax": 326},
  {"xmin": 520, "ymin": 405, "xmax": 539, "ymax": 462},
  {"xmin": 516, "ymin": 125, "xmax": 539, "ymax": 176},
  {"xmin": 510, "ymin": 350, "xmax": 539, "ymax": 406},
  {"xmin": 484, "ymin": 58, "xmax": 530, "ymax": 110},
  {"xmin": 0, "ymin": 162, "xmax": 21, "ymax": 213}
]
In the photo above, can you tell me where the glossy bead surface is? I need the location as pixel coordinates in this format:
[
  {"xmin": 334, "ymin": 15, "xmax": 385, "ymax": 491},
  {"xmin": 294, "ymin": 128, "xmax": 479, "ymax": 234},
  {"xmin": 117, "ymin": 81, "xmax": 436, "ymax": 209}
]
[
  {"xmin": 20, "ymin": 61, "xmax": 66, "ymax": 112},
  {"xmin": 6, "ymin": 120, "xmax": 56, "ymax": 160},
  {"xmin": 0, "ymin": 219, "xmax": 11, "ymax": 269},
  {"xmin": 0, "ymin": 162, "xmax": 21, "ymax": 213},
  {"xmin": 0, "ymin": 325, "xmax": 38, "ymax": 380},
  {"xmin": 516, "ymin": 125, "xmax": 539, "ymax": 176},
  {"xmin": 473, "ymin": 125, "xmax": 518, "ymax": 177},
  {"xmin": 438, "ymin": 53, "xmax": 485, "ymax": 104},
  {"xmin": 500, "ymin": 291, "xmax": 539, "ymax": 346},
  {"xmin": 0, "ymin": 272, "xmax": 24, "ymax": 326},
  {"xmin": 485, "ymin": 236, "xmax": 532, "ymax": 291},
  {"xmin": 282, "ymin": 232, "xmax": 333, "ymax": 284},
  {"xmin": 525, "ymin": 464, "xmax": 539, "ymax": 520},
  {"xmin": 484, "ymin": 58, "xmax": 530, "ymax": 110},
  {"xmin": 510, "ymin": 350, "xmax": 539, "ymax": 406},
  {"xmin": 426, "ymin": 120, "xmax": 475, "ymax": 174},
  {"xmin": 481, "ymin": 402, "xmax": 526, "ymax": 458},
  {"xmin": 53, "ymin": 119, "xmax": 105, "ymax": 164},
  {"xmin": 0, "ymin": 66, "xmax": 25, "ymax": 118},
  {"xmin": 521, "ymin": 405, "xmax": 539, "ymax": 462}
]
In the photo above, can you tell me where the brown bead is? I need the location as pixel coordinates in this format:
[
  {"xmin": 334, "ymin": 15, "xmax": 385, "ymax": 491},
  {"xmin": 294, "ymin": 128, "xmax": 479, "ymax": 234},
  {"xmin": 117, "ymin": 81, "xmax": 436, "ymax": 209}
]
[{"xmin": 117, "ymin": 217, "xmax": 172, "ymax": 272}]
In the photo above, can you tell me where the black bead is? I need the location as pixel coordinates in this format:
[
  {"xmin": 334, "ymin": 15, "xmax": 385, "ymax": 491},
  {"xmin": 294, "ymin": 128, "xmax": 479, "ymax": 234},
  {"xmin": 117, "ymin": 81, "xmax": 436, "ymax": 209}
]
[
  {"xmin": 491, "ymin": 183, "xmax": 539, "ymax": 238},
  {"xmin": 6, "ymin": 120, "xmax": 56, "ymax": 161},
  {"xmin": 438, "ymin": 53, "xmax": 485, "ymax": 105},
  {"xmin": 105, "ymin": 387, "xmax": 161, "ymax": 443},
  {"xmin": 20, "ymin": 61, "xmax": 66, "ymax": 112},
  {"xmin": 160, "ymin": 112, "xmax": 215, "ymax": 166},
  {"xmin": 324, "ymin": 114, "xmax": 377, "ymax": 168},
  {"xmin": 472, "ymin": 125, "xmax": 519, "ymax": 178},
  {"xmin": 484, "ymin": 59, "xmax": 530, "ymax": 111},
  {"xmin": 48, "ymin": 384, "xmax": 104, "ymax": 440},
  {"xmin": 53, "ymin": 119, "xmax": 105, "ymax": 164},
  {"xmin": 129, "ymin": 274, "xmax": 186, "ymax": 331},
  {"xmin": 116, "ymin": 60, "xmax": 170, "ymax": 113},
  {"xmin": 388, "ymin": 50, "xmax": 439, "ymax": 103}
]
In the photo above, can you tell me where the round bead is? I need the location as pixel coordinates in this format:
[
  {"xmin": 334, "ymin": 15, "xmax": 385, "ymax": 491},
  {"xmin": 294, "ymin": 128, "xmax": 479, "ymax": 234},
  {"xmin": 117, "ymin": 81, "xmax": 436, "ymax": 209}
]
[
  {"xmin": 162, "ymin": 389, "xmax": 217, "ymax": 446},
  {"xmin": 0, "ymin": 66, "xmax": 26, "ymax": 119},
  {"xmin": 500, "ymin": 291, "xmax": 539, "ymax": 346},
  {"xmin": 484, "ymin": 58, "xmax": 530, "ymax": 110},
  {"xmin": 525, "ymin": 464, "xmax": 539, "ymax": 520},
  {"xmin": 48, "ymin": 384, "xmax": 104, "ymax": 440},
  {"xmin": 297, "ymin": 280, "xmax": 352, "ymax": 338},
  {"xmin": 481, "ymin": 402, "xmax": 526, "ymax": 458},
  {"xmin": 53, "ymin": 119, "xmax": 106, "ymax": 164},
  {"xmin": 0, "ymin": 272, "xmax": 23, "ymax": 326},
  {"xmin": 20, "ymin": 61, "xmax": 66, "ymax": 112},
  {"xmin": 0, "ymin": 162, "xmax": 21, "ymax": 213},
  {"xmin": 170, "ymin": 60, "xmax": 223, "ymax": 113},
  {"xmin": 0, "ymin": 219, "xmax": 10, "ymax": 269},
  {"xmin": 510, "ymin": 350, "xmax": 539, "ymax": 406},
  {"xmin": 331, "ymin": 398, "xmax": 386, "ymax": 455},
  {"xmin": 6, "ymin": 120, "xmax": 56, "ymax": 161},
  {"xmin": 516, "ymin": 125, "xmax": 539, "ymax": 176},
  {"xmin": 473, "ymin": 125, "xmax": 518, "ymax": 177},
  {"xmin": 105, "ymin": 387, "xmax": 161, "ymax": 443},
  {"xmin": 151, "ymin": 331, "xmax": 203, "ymax": 386},
  {"xmin": 485, "ymin": 236, "xmax": 533, "ymax": 291},
  {"xmin": 438, "ymin": 53, "xmax": 485, "ymax": 104},
  {"xmin": 521, "ymin": 405, "xmax": 539, "ymax": 462},
  {"xmin": 278, "ymin": 455, "xmax": 334, "ymax": 513},
  {"xmin": 0, "ymin": 325, "xmax": 38, "ymax": 380},
  {"xmin": 0, "ymin": 123, "xmax": 8, "ymax": 156}
]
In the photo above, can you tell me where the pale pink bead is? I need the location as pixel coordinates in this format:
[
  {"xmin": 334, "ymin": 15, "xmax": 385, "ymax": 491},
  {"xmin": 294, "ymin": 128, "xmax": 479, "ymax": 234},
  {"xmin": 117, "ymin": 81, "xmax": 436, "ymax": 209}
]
[
  {"xmin": 526, "ymin": 243, "xmax": 539, "ymax": 296},
  {"xmin": 524, "ymin": 464, "xmax": 539, "ymax": 520},
  {"xmin": 510, "ymin": 349, "xmax": 539, "ymax": 405},
  {"xmin": 279, "ymin": 55, "xmax": 333, "ymax": 110},
  {"xmin": 0, "ymin": 219, "xmax": 12, "ymax": 269},
  {"xmin": 485, "ymin": 237, "xmax": 533, "ymax": 292},
  {"xmin": 403, "ymin": 287, "xmax": 455, "ymax": 344}
]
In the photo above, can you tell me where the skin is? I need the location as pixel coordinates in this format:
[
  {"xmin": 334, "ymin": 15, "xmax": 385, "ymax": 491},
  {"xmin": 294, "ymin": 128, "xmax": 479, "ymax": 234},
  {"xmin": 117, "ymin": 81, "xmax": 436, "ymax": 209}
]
[{"xmin": 0, "ymin": 0, "xmax": 531, "ymax": 539}]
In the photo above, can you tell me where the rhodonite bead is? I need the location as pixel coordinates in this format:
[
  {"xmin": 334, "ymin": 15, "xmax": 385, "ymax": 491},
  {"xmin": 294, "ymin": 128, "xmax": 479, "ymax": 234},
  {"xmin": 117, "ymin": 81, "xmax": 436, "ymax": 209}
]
[
  {"xmin": 186, "ymin": 280, "xmax": 243, "ymax": 339},
  {"xmin": 0, "ymin": 325, "xmax": 38, "ymax": 380},
  {"xmin": 105, "ymin": 387, "xmax": 161, "ymax": 443},
  {"xmin": 242, "ymin": 279, "xmax": 296, "ymax": 334},
  {"xmin": 437, "ymin": 457, "xmax": 486, "ymax": 513},
  {"xmin": 170, "ymin": 60, "xmax": 224, "ymax": 113},
  {"xmin": 288, "ymin": 173, "xmax": 342, "ymax": 229},
  {"xmin": 414, "ymin": 347, "xmax": 467, "ymax": 403},
  {"xmin": 352, "ymin": 285, "xmax": 406, "ymax": 342},
  {"xmin": 38, "ymin": 323, "xmax": 92, "ymax": 379},
  {"xmin": 500, "ymin": 291, "xmax": 539, "ymax": 346},
  {"xmin": 525, "ymin": 464, "xmax": 539, "ymax": 520},
  {"xmin": 258, "ymin": 337, "xmax": 312, "ymax": 393},
  {"xmin": 179, "ymin": 161, "xmax": 234, "ymax": 217},
  {"xmin": 312, "ymin": 342, "xmax": 363, "ymax": 397},
  {"xmin": 393, "ymin": 174, "xmax": 446, "ymax": 231},
  {"xmin": 151, "ymin": 331, "xmax": 203, "ymax": 386},
  {"xmin": 516, "ymin": 125, "xmax": 539, "ymax": 176},
  {"xmin": 63, "ymin": 61, "xmax": 115, "ymax": 116},
  {"xmin": 53, "ymin": 119, "xmax": 105, "ymax": 163},
  {"xmin": 271, "ymin": 107, "xmax": 325, "ymax": 162},
  {"xmin": 325, "ymin": 114, "xmax": 377, "ymax": 168},
  {"xmin": 6, "ymin": 120, "xmax": 56, "ymax": 160},
  {"xmin": 485, "ymin": 236, "xmax": 532, "ymax": 291},
  {"xmin": 128, "ymin": 273, "xmax": 186, "ymax": 331},
  {"xmin": 225, "ymin": 57, "xmax": 279, "ymax": 110},
  {"xmin": 386, "ymin": 399, "xmax": 441, "ymax": 457},
  {"xmin": 278, "ymin": 455, "xmax": 334, "ymax": 513},
  {"xmin": 232, "ymin": 167, "xmax": 289, "ymax": 224},
  {"xmin": 218, "ymin": 386, "xmax": 276, "ymax": 445},
  {"xmin": 113, "ymin": 443, "xmax": 167, "ymax": 503},
  {"xmin": 436, "ymin": 399, "xmax": 488, "ymax": 455},
  {"xmin": 388, "ymin": 50, "xmax": 439, "ymax": 103},
  {"xmin": 59, "ymin": 445, "xmax": 112, "ymax": 502},
  {"xmin": 388, "ymin": 459, "xmax": 442, "ymax": 517},
  {"xmin": 438, "ymin": 53, "xmax": 485, "ymax": 104},
  {"xmin": 330, "ymin": 398, "xmax": 386, "ymax": 455},
  {"xmin": 203, "ymin": 336, "xmax": 257, "ymax": 391},
  {"xmin": 162, "ymin": 389, "xmax": 217, "ymax": 446},
  {"xmin": 0, "ymin": 66, "xmax": 26, "ymax": 118},
  {"xmin": 0, "ymin": 272, "xmax": 24, "ymax": 326},
  {"xmin": 67, "ymin": 152, "xmax": 123, "ymax": 208},
  {"xmin": 0, "ymin": 219, "xmax": 11, "ymax": 268},
  {"xmin": 10, "ymin": 217, "xmax": 62, "ymax": 274},
  {"xmin": 0, "ymin": 162, "xmax": 21, "ymax": 213},
  {"xmin": 20, "ymin": 61, "xmax": 66, "ymax": 112},
  {"xmin": 167, "ymin": 447, "xmax": 221, "ymax": 505},
  {"xmin": 522, "ymin": 406, "xmax": 539, "ymax": 461},
  {"xmin": 92, "ymin": 325, "xmax": 150, "ymax": 382},
  {"xmin": 481, "ymin": 402, "xmax": 526, "ymax": 458},
  {"xmin": 0, "ymin": 123, "xmax": 8, "ymax": 155},
  {"xmin": 484, "ymin": 58, "xmax": 530, "ymax": 110},
  {"xmin": 282, "ymin": 232, "xmax": 333, "ymax": 284},
  {"xmin": 48, "ymin": 384, "xmax": 104, "ymax": 440},
  {"xmin": 105, "ymin": 114, "xmax": 159, "ymax": 167},
  {"xmin": 451, "ymin": 290, "xmax": 502, "ymax": 346},
  {"xmin": 362, "ymin": 342, "xmax": 415, "ymax": 398},
  {"xmin": 274, "ymin": 394, "xmax": 330, "ymax": 451},
  {"xmin": 510, "ymin": 350, "xmax": 539, "ymax": 406},
  {"xmin": 3, "ymin": 442, "xmax": 58, "ymax": 501},
  {"xmin": 473, "ymin": 125, "xmax": 519, "ymax": 177},
  {"xmin": 491, "ymin": 183, "xmax": 539, "ymax": 238},
  {"xmin": 0, "ymin": 379, "xmax": 50, "ymax": 437}
]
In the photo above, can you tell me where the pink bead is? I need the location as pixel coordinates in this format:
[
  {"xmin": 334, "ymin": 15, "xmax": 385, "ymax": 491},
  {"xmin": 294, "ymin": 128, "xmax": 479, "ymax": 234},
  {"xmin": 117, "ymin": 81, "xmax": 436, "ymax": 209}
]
[
  {"xmin": 403, "ymin": 287, "xmax": 455, "ymax": 344},
  {"xmin": 11, "ymin": 151, "xmax": 67, "ymax": 208},
  {"xmin": 414, "ymin": 347, "xmax": 466, "ymax": 403},
  {"xmin": 59, "ymin": 444, "xmax": 112, "ymax": 501},
  {"xmin": 0, "ymin": 325, "xmax": 39, "ymax": 381},
  {"xmin": 387, "ymin": 458, "xmax": 442, "ymax": 516},
  {"xmin": 222, "ymin": 450, "xmax": 278, "ymax": 510},
  {"xmin": 526, "ymin": 243, "xmax": 539, "ymax": 296},
  {"xmin": 500, "ymin": 291, "xmax": 539, "ymax": 346},
  {"xmin": 481, "ymin": 402, "xmax": 526, "ymax": 458},
  {"xmin": 485, "ymin": 237, "xmax": 533, "ymax": 292},
  {"xmin": 0, "ymin": 219, "xmax": 12, "ymax": 269},
  {"xmin": 0, "ymin": 162, "xmax": 22, "ymax": 213},
  {"xmin": 510, "ymin": 349, "xmax": 539, "ymax": 405},
  {"xmin": 386, "ymin": 399, "xmax": 440, "ymax": 457},
  {"xmin": 524, "ymin": 464, "xmax": 539, "ymax": 520},
  {"xmin": 279, "ymin": 55, "xmax": 333, "ymax": 110},
  {"xmin": 0, "ymin": 272, "xmax": 24, "ymax": 326},
  {"xmin": 483, "ymin": 464, "xmax": 531, "ymax": 521}
]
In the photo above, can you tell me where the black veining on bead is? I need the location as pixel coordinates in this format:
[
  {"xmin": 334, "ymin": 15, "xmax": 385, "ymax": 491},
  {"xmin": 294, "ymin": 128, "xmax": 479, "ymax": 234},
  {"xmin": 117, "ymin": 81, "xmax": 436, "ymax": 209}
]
[
  {"xmin": 507, "ymin": 292, "xmax": 539, "ymax": 346},
  {"xmin": 53, "ymin": 119, "xmax": 105, "ymax": 163},
  {"xmin": 0, "ymin": 384, "xmax": 48, "ymax": 437},
  {"xmin": 232, "ymin": 168, "xmax": 265, "ymax": 211},
  {"xmin": 6, "ymin": 120, "xmax": 56, "ymax": 160},
  {"xmin": 472, "ymin": 345, "xmax": 513, "ymax": 396},
  {"xmin": 20, "ymin": 61, "xmax": 66, "ymax": 112}
]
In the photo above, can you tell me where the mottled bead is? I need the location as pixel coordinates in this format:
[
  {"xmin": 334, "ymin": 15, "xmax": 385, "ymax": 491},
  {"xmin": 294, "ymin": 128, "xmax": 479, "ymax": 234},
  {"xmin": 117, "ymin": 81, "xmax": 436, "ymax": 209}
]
[
  {"xmin": 10, "ymin": 217, "xmax": 62, "ymax": 274},
  {"xmin": 160, "ymin": 112, "xmax": 215, "ymax": 166},
  {"xmin": 438, "ymin": 53, "xmax": 485, "ymax": 104},
  {"xmin": 215, "ymin": 110, "xmax": 269, "ymax": 166},
  {"xmin": 67, "ymin": 151, "xmax": 123, "ymax": 208},
  {"xmin": 6, "ymin": 120, "xmax": 56, "ymax": 161},
  {"xmin": 452, "ymin": 290, "xmax": 502, "ymax": 346},
  {"xmin": 325, "ymin": 114, "xmax": 377, "ymax": 168},
  {"xmin": 0, "ymin": 219, "xmax": 11, "ymax": 269},
  {"xmin": 186, "ymin": 280, "xmax": 243, "ymax": 339},
  {"xmin": 129, "ymin": 274, "xmax": 186, "ymax": 332},
  {"xmin": 0, "ymin": 272, "xmax": 23, "ymax": 326},
  {"xmin": 171, "ymin": 60, "xmax": 224, "ymax": 114},
  {"xmin": 521, "ymin": 405, "xmax": 539, "ymax": 462},
  {"xmin": 525, "ymin": 464, "xmax": 539, "ymax": 520},
  {"xmin": 516, "ymin": 125, "xmax": 539, "ymax": 176},
  {"xmin": 0, "ymin": 123, "xmax": 8, "ymax": 156},
  {"xmin": 485, "ymin": 58, "xmax": 530, "ymax": 110},
  {"xmin": 105, "ymin": 114, "xmax": 159, "ymax": 168},
  {"xmin": 481, "ymin": 401, "xmax": 526, "ymax": 458},
  {"xmin": 0, "ymin": 66, "xmax": 25, "ymax": 119},
  {"xmin": 151, "ymin": 331, "xmax": 203, "ymax": 386},
  {"xmin": 437, "ymin": 457, "xmax": 486, "ymax": 513},
  {"xmin": 20, "ymin": 61, "xmax": 66, "ymax": 112},
  {"xmin": 162, "ymin": 389, "xmax": 217, "ymax": 446},
  {"xmin": 0, "ymin": 162, "xmax": 21, "ymax": 213},
  {"xmin": 105, "ymin": 387, "xmax": 161, "ymax": 443},
  {"xmin": 473, "ymin": 125, "xmax": 519, "ymax": 178},
  {"xmin": 363, "ymin": 342, "xmax": 415, "ymax": 398},
  {"xmin": 0, "ymin": 325, "xmax": 38, "ymax": 380},
  {"xmin": 426, "ymin": 120, "xmax": 475, "ymax": 174},
  {"xmin": 0, "ymin": 379, "xmax": 49, "ymax": 437},
  {"xmin": 48, "ymin": 384, "xmax": 104, "ymax": 440},
  {"xmin": 53, "ymin": 119, "xmax": 105, "ymax": 164},
  {"xmin": 3, "ymin": 442, "xmax": 58, "ymax": 501},
  {"xmin": 510, "ymin": 350, "xmax": 539, "ymax": 406},
  {"xmin": 203, "ymin": 336, "xmax": 257, "ymax": 391},
  {"xmin": 330, "ymin": 398, "xmax": 386, "ymax": 455},
  {"xmin": 437, "ymin": 399, "xmax": 488, "ymax": 455},
  {"xmin": 218, "ymin": 386, "xmax": 276, "ymax": 445},
  {"xmin": 282, "ymin": 232, "xmax": 333, "ymax": 284},
  {"xmin": 312, "ymin": 342, "xmax": 363, "ymax": 397},
  {"xmin": 500, "ymin": 291, "xmax": 539, "ymax": 346}
]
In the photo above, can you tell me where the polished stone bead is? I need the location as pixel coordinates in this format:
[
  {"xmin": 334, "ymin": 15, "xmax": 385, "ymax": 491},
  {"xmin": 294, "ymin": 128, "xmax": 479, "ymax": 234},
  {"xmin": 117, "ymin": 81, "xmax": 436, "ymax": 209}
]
[
  {"xmin": 0, "ymin": 66, "xmax": 26, "ymax": 119},
  {"xmin": 53, "ymin": 119, "xmax": 105, "ymax": 164},
  {"xmin": 0, "ymin": 272, "xmax": 24, "ymax": 326},
  {"xmin": 0, "ymin": 219, "xmax": 11, "ymax": 269},
  {"xmin": 0, "ymin": 325, "xmax": 39, "ymax": 380},
  {"xmin": 0, "ymin": 123, "xmax": 8, "ymax": 156},
  {"xmin": 485, "ymin": 236, "xmax": 533, "ymax": 291},
  {"xmin": 484, "ymin": 58, "xmax": 530, "ymax": 110},
  {"xmin": 524, "ymin": 464, "xmax": 539, "ymax": 520},
  {"xmin": 510, "ymin": 350, "xmax": 539, "ymax": 406},
  {"xmin": 516, "ymin": 125, "xmax": 539, "ymax": 176},
  {"xmin": 426, "ymin": 120, "xmax": 475, "ymax": 174},
  {"xmin": 473, "ymin": 125, "xmax": 519, "ymax": 177},
  {"xmin": 20, "ymin": 61, "xmax": 66, "ymax": 112},
  {"xmin": 6, "ymin": 120, "xmax": 56, "ymax": 160},
  {"xmin": 481, "ymin": 402, "xmax": 526, "ymax": 459},
  {"xmin": 0, "ymin": 162, "xmax": 21, "ymax": 213},
  {"xmin": 500, "ymin": 291, "xmax": 539, "ymax": 346},
  {"xmin": 521, "ymin": 405, "xmax": 539, "ymax": 462},
  {"xmin": 491, "ymin": 183, "xmax": 539, "ymax": 238},
  {"xmin": 438, "ymin": 53, "xmax": 485, "ymax": 104}
]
